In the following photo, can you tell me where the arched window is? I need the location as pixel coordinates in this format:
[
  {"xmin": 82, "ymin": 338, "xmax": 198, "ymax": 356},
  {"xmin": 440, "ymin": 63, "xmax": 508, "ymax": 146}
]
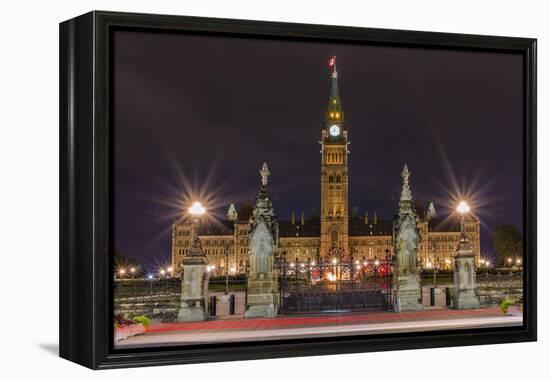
[
  {"xmin": 331, "ymin": 229, "xmax": 338, "ymax": 242},
  {"xmin": 329, "ymin": 175, "xmax": 334, "ymax": 183},
  {"xmin": 336, "ymin": 175, "xmax": 341, "ymax": 182}
]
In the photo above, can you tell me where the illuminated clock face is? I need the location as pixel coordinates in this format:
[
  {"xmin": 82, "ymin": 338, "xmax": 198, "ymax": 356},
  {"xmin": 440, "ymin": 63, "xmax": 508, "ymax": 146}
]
[{"xmin": 329, "ymin": 124, "xmax": 341, "ymax": 137}]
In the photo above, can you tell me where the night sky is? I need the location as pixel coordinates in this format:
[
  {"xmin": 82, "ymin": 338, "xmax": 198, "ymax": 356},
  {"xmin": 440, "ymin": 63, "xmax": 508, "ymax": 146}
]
[{"xmin": 113, "ymin": 30, "xmax": 524, "ymax": 266}]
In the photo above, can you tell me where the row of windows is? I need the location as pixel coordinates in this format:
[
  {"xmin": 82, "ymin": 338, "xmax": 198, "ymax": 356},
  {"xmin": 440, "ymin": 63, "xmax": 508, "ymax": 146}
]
[
  {"xmin": 350, "ymin": 240, "xmax": 391, "ymax": 246},
  {"xmin": 201, "ymin": 239, "xmax": 233, "ymax": 245},
  {"xmin": 327, "ymin": 208, "xmax": 343, "ymax": 217},
  {"xmin": 351, "ymin": 247, "xmax": 390, "ymax": 255},
  {"xmin": 326, "ymin": 151, "xmax": 344, "ymax": 165},
  {"xmin": 177, "ymin": 248, "xmax": 250, "ymax": 256},
  {"xmin": 280, "ymin": 240, "xmax": 320, "ymax": 247}
]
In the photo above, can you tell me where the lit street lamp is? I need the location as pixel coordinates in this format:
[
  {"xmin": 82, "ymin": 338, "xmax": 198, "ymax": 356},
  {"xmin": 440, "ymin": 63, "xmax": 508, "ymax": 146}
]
[
  {"xmin": 189, "ymin": 201, "xmax": 206, "ymax": 215},
  {"xmin": 456, "ymin": 200, "xmax": 474, "ymax": 264},
  {"xmin": 456, "ymin": 200, "xmax": 471, "ymax": 237},
  {"xmin": 188, "ymin": 200, "xmax": 206, "ymax": 255}
]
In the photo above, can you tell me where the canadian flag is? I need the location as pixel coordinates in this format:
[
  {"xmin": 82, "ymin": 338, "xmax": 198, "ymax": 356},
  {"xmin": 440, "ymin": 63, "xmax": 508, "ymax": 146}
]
[{"xmin": 329, "ymin": 56, "xmax": 336, "ymax": 67}]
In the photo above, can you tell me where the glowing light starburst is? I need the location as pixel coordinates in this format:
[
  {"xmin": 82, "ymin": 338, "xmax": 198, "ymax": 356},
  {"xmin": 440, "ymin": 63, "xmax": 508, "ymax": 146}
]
[
  {"xmin": 456, "ymin": 200, "xmax": 470, "ymax": 214},
  {"xmin": 188, "ymin": 201, "xmax": 206, "ymax": 216}
]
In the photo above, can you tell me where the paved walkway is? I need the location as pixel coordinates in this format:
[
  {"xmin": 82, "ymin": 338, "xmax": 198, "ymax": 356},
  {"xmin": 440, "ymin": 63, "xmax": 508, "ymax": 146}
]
[{"xmin": 116, "ymin": 308, "xmax": 522, "ymax": 348}]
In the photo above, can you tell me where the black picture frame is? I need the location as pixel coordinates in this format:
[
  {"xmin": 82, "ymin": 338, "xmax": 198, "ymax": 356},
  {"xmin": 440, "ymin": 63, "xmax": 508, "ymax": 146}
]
[{"xmin": 59, "ymin": 10, "xmax": 537, "ymax": 369}]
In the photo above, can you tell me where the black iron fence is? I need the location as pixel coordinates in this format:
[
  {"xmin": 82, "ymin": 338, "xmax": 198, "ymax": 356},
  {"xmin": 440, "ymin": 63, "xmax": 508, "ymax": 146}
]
[
  {"xmin": 114, "ymin": 277, "xmax": 246, "ymax": 320},
  {"xmin": 279, "ymin": 256, "xmax": 393, "ymax": 314}
]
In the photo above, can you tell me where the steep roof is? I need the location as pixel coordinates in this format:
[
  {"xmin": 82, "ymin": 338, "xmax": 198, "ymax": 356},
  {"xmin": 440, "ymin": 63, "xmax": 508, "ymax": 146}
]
[
  {"xmin": 279, "ymin": 219, "xmax": 320, "ymax": 238},
  {"xmin": 349, "ymin": 218, "xmax": 393, "ymax": 236},
  {"xmin": 193, "ymin": 214, "xmax": 475, "ymax": 237},
  {"xmin": 197, "ymin": 220, "xmax": 234, "ymax": 236},
  {"xmin": 428, "ymin": 214, "xmax": 476, "ymax": 233}
]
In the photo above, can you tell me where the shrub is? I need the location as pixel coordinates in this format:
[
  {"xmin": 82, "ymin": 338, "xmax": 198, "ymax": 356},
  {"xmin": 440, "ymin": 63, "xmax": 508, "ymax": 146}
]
[
  {"xmin": 132, "ymin": 315, "xmax": 152, "ymax": 327},
  {"xmin": 499, "ymin": 299, "xmax": 515, "ymax": 314}
]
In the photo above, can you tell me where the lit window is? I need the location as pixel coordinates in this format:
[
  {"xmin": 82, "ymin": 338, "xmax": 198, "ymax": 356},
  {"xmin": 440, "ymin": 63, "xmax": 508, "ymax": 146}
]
[{"xmin": 335, "ymin": 112, "xmax": 340, "ymax": 118}]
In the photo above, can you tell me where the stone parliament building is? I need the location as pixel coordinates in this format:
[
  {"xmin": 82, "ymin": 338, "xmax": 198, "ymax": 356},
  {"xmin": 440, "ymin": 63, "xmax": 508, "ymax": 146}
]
[{"xmin": 171, "ymin": 59, "xmax": 480, "ymax": 276}]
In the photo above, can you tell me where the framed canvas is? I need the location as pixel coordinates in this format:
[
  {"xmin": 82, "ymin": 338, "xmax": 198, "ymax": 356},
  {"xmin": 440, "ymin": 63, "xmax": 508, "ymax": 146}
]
[{"xmin": 59, "ymin": 11, "xmax": 537, "ymax": 369}]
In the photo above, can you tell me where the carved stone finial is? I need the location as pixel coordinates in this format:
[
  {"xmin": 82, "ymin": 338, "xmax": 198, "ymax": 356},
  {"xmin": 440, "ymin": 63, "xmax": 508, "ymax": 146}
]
[
  {"xmin": 400, "ymin": 164, "xmax": 412, "ymax": 203},
  {"xmin": 260, "ymin": 162, "xmax": 270, "ymax": 186},
  {"xmin": 402, "ymin": 164, "xmax": 410, "ymax": 186}
]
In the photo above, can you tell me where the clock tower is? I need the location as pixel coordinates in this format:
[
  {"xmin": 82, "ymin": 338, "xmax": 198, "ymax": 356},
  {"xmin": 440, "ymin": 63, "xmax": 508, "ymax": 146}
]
[{"xmin": 320, "ymin": 57, "xmax": 349, "ymax": 257}]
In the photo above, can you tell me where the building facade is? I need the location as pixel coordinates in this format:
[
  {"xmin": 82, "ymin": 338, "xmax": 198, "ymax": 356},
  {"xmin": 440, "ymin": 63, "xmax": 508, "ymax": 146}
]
[{"xmin": 171, "ymin": 58, "xmax": 480, "ymax": 276}]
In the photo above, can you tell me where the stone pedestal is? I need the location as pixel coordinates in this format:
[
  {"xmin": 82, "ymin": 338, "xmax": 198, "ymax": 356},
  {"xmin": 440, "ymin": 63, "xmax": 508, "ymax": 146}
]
[
  {"xmin": 245, "ymin": 273, "xmax": 278, "ymax": 318},
  {"xmin": 394, "ymin": 274, "xmax": 423, "ymax": 312},
  {"xmin": 453, "ymin": 239, "xmax": 480, "ymax": 310},
  {"xmin": 177, "ymin": 238, "xmax": 209, "ymax": 322}
]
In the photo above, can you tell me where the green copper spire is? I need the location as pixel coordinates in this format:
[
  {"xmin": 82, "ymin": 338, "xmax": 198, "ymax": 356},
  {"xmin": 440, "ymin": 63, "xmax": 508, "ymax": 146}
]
[{"xmin": 326, "ymin": 56, "xmax": 344, "ymax": 123}]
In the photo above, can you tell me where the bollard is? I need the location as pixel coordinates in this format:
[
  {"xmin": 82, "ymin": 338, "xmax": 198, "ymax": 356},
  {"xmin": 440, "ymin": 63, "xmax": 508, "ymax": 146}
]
[
  {"xmin": 229, "ymin": 294, "xmax": 235, "ymax": 315},
  {"xmin": 210, "ymin": 295, "xmax": 217, "ymax": 316},
  {"xmin": 445, "ymin": 287, "xmax": 452, "ymax": 306},
  {"xmin": 430, "ymin": 287, "xmax": 435, "ymax": 306}
]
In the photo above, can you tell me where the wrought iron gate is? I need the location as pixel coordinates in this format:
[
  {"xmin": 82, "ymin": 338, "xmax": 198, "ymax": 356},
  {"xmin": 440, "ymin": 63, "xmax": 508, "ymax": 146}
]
[{"xmin": 279, "ymin": 254, "xmax": 393, "ymax": 314}]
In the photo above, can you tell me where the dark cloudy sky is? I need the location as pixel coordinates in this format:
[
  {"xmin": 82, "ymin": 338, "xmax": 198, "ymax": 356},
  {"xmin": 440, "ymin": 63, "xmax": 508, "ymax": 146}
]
[{"xmin": 113, "ymin": 30, "xmax": 524, "ymax": 265}]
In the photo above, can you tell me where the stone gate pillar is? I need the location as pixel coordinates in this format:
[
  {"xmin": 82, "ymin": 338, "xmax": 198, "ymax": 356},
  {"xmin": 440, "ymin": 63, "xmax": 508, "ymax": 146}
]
[
  {"xmin": 453, "ymin": 203, "xmax": 480, "ymax": 309},
  {"xmin": 393, "ymin": 164, "xmax": 423, "ymax": 312},
  {"xmin": 177, "ymin": 217, "xmax": 209, "ymax": 322},
  {"xmin": 244, "ymin": 163, "xmax": 279, "ymax": 319}
]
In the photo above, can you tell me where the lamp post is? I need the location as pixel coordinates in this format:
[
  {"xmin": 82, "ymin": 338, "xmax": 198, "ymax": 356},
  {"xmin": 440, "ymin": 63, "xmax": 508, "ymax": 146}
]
[
  {"xmin": 385, "ymin": 248, "xmax": 391, "ymax": 309},
  {"xmin": 189, "ymin": 201, "xmax": 206, "ymax": 239},
  {"xmin": 457, "ymin": 200, "xmax": 470, "ymax": 237},
  {"xmin": 224, "ymin": 244, "xmax": 229, "ymax": 295},
  {"xmin": 177, "ymin": 200, "xmax": 209, "ymax": 322},
  {"xmin": 430, "ymin": 240, "xmax": 438, "ymax": 288},
  {"xmin": 147, "ymin": 274, "xmax": 154, "ymax": 299},
  {"xmin": 453, "ymin": 200, "xmax": 480, "ymax": 309}
]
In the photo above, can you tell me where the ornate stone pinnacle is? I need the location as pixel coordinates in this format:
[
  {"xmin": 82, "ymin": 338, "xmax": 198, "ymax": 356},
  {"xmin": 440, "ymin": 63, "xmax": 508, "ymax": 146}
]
[
  {"xmin": 260, "ymin": 162, "xmax": 270, "ymax": 186},
  {"xmin": 402, "ymin": 164, "xmax": 410, "ymax": 185},
  {"xmin": 400, "ymin": 164, "xmax": 412, "ymax": 202}
]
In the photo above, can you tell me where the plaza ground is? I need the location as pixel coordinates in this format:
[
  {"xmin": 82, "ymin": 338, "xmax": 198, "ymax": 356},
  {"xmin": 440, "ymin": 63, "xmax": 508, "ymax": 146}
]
[{"xmin": 115, "ymin": 307, "xmax": 522, "ymax": 348}]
